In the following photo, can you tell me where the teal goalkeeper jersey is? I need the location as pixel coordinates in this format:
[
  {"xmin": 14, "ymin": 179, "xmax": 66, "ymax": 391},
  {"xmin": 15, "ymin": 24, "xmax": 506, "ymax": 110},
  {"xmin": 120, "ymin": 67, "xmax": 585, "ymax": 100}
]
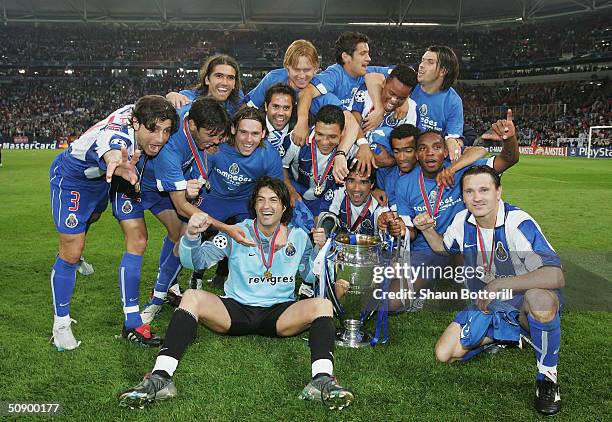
[{"xmin": 179, "ymin": 219, "xmax": 316, "ymax": 307}]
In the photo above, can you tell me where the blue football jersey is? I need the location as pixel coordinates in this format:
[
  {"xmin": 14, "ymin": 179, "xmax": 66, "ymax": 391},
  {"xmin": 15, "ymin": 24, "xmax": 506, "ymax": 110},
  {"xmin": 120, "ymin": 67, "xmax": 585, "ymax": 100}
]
[
  {"xmin": 396, "ymin": 157, "xmax": 495, "ymax": 251},
  {"xmin": 443, "ymin": 201, "xmax": 562, "ymax": 295},
  {"xmin": 204, "ymin": 141, "xmax": 284, "ymax": 201},
  {"xmin": 410, "ymin": 84, "xmax": 463, "ymax": 139},
  {"xmin": 311, "ymin": 64, "xmax": 392, "ymax": 107},
  {"xmin": 56, "ymin": 104, "xmax": 135, "ymax": 180},
  {"xmin": 151, "ymin": 105, "xmax": 210, "ymax": 192}
]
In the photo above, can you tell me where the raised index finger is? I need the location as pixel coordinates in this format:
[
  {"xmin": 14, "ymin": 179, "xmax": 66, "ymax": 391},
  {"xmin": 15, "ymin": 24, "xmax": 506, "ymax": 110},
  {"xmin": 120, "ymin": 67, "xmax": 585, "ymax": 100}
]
[{"xmin": 506, "ymin": 108, "xmax": 513, "ymax": 122}]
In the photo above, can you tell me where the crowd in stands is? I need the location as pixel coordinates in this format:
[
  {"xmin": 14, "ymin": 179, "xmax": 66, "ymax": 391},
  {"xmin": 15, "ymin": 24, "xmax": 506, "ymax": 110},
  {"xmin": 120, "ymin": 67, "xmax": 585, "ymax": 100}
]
[
  {"xmin": 1, "ymin": 72, "xmax": 609, "ymax": 146},
  {"xmin": 1, "ymin": 15, "xmax": 610, "ymax": 145},
  {"xmin": 1, "ymin": 15, "xmax": 610, "ymax": 72}
]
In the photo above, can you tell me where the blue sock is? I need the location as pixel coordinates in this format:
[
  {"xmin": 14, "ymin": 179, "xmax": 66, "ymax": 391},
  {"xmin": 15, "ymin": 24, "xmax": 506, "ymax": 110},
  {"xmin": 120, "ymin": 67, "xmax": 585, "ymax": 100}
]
[
  {"xmin": 528, "ymin": 313, "xmax": 561, "ymax": 383},
  {"xmin": 51, "ymin": 257, "xmax": 78, "ymax": 317},
  {"xmin": 119, "ymin": 252, "xmax": 144, "ymax": 329},
  {"xmin": 158, "ymin": 236, "xmax": 174, "ymax": 275},
  {"xmin": 151, "ymin": 252, "xmax": 182, "ymax": 306}
]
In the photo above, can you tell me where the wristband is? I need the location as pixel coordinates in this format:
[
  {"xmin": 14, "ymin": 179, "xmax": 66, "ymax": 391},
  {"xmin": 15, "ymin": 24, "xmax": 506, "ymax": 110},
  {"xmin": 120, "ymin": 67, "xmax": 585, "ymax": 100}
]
[
  {"xmin": 334, "ymin": 150, "xmax": 347, "ymax": 157},
  {"xmin": 356, "ymin": 137, "xmax": 369, "ymax": 147}
]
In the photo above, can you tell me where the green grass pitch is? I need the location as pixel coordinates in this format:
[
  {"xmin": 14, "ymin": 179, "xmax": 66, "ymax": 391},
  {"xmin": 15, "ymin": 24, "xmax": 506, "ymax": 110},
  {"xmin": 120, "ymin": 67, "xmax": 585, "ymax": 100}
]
[{"xmin": 0, "ymin": 150, "xmax": 610, "ymax": 420}]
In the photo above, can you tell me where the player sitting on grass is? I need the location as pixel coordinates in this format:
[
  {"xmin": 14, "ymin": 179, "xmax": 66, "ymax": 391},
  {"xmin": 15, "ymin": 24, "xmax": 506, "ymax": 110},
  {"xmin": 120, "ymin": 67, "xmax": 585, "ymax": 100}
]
[
  {"xmin": 414, "ymin": 165, "xmax": 564, "ymax": 416},
  {"xmin": 119, "ymin": 177, "xmax": 354, "ymax": 410}
]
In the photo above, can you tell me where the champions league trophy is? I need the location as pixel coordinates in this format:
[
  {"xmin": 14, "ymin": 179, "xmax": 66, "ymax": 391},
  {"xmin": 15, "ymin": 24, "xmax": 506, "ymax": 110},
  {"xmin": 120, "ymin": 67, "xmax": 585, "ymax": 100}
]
[{"xmin": 315, "ymin": 213, "xmax": 412, "ymax": 348}]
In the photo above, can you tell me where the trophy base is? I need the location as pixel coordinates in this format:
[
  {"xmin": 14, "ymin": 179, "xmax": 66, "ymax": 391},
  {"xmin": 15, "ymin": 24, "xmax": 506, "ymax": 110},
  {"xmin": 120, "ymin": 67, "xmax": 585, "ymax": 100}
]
[{"xmin": 335, "ymin": 329, "xmax": 373, "ymax": 348}]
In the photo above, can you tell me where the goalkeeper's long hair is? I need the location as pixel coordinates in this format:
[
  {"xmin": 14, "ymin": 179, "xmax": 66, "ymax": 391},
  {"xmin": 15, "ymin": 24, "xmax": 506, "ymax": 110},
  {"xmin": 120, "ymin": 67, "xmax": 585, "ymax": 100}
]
[{"xmin": 249, "ymin": 177, "xmax": 293, "ymax": 225}]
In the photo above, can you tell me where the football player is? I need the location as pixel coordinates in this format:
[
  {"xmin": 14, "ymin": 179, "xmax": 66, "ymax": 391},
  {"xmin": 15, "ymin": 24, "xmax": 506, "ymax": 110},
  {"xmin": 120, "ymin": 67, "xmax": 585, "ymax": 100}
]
[
  {"xmin": 119, "ymin": 177, "xmax": 354, "ymax": 410},
  {"xmin": 49, "ymin": 95, "xmax": 178, "ymax": 351}
]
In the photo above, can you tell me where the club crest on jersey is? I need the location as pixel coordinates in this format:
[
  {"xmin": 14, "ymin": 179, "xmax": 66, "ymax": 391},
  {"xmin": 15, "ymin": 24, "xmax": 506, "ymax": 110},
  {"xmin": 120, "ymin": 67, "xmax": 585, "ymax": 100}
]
[
  {"xmin": 361, "ymin": 219, "xmax": 373, "ymax": 230},
  {"xmin": 324, "ymin": 189, "xmax": 334, "ymax": 201},
  {"xmin": 213, "ymin": 233, "xmax": 228, "ymax": 249},
  {"xmin": 122, "ymin": 200, "xmax": 133, "ymax": 214},
  {"xmin": 385, "ymin": 114, "xmax": 398, "ymax": 127},
  {"xmin": 277, "ymin": 144, "xmax": 285, "ymax": 157},
  {"xmin": 229, "ymin": 163, "xmax": 239, "ymax": 175},
  {"xmin": 65, "ymin": 213, "xmax": 78, "ymax": 229},
  {"xmin": 285, "ymin": 242, "xmax": 296, "ymax": 257},
  {"xmin": 495, "ymin": 241, "xmax": 509, "ymax": 262},
  {"xmin": 419, "ymin": 104, "xmax": 428, "ymax": 116}
]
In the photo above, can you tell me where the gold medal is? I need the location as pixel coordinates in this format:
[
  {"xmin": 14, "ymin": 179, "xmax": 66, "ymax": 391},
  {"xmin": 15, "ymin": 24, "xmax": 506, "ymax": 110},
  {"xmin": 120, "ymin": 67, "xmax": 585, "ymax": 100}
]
[
  {"xmin": 483, "ymin": 271, "xmax": 495, "ymax": 284},
  {"xmin": 204, "ymin": 180, "xmax": 211, "ymax": 192},
  {"xmin": 432, "ymin": 219, "xmax": 437, "ymax": 228},
  {"xmin": 134, "ymin": 182, "xmax": 141, "ymax": 193},
  {"xmin": 264, "ymin": 270, "xmax": 273, "ymax": 280},
  {"xmin": 314, "ymin": 184, "xmax": 324, "ymax": 196}
]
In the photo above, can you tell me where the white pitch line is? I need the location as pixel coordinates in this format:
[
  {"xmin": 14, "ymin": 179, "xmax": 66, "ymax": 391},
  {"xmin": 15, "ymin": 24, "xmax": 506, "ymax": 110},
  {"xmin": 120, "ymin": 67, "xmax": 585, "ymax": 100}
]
[{"xmin": 511, "ymin": 174, "xmax": 571, "ymax": 184}]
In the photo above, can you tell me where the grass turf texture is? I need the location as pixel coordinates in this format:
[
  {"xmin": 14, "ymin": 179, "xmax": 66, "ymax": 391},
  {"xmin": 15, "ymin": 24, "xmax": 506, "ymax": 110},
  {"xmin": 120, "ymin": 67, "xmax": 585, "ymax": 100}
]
[{"xmin": 0, "ymin": 150, "xmax": 610, "ymax": 420}]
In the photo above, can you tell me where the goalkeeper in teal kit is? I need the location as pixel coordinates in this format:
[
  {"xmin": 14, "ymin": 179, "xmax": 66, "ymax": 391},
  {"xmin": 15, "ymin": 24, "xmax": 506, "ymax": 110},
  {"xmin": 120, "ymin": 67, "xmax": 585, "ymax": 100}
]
[{"xmin": 119, "ymin": 177, "xmax": 354, "ymax": 410}]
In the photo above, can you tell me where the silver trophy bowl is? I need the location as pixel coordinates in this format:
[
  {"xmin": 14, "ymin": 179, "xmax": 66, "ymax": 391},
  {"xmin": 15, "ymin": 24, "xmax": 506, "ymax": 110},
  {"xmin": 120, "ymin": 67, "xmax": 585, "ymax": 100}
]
[{"xmin": 330, "ymin": 233, "xmax": 383, "ymax": 348}]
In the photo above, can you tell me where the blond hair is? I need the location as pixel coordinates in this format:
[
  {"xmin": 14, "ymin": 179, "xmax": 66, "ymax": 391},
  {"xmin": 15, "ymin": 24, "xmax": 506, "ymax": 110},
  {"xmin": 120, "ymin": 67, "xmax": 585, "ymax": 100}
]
[{"xmin": 283, "ymin": 39, "xmax": 319, "ymax": 69}]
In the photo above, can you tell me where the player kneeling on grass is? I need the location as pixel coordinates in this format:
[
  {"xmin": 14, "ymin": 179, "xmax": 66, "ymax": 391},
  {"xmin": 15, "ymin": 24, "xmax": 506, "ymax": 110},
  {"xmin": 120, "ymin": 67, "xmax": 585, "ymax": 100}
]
[
  {"xmin": 119, "ymin": 177, "xmax": 354, "ymax": 410},
  {"xmin": 49, "ymin": 95, "xmax": 178, "ymax": 351},
  {"xmin": 413, "ymin": 165, "xmax": 565, "ymax": 416}
]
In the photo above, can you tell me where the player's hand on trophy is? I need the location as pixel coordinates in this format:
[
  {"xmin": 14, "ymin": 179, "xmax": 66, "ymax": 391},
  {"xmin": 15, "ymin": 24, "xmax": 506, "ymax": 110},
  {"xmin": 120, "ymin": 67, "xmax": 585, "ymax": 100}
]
[
  {"xmin": 482, "ymin": 109, "xmax": 515, "ymax": 141},
  {"xmin": 291, "ymin": 120, "xmax": 310, "ymax": 146},
  {"xmin": 388, "ymin": 215, "xmax": 406, "ymax": 237},
  {"xmin": 362, "ymin": 106, "xmax": 384, "ymax": 133},
  {"xmin": 185, "ymin": 179, "xmax": 204, "ymax": 200},
  {"xmin": 311, "ymin": 227, "xmax": 327, "ymax": 248},
  {"xmin": 186, "ymin": 212, "xmax": 211, "ymax": 238},
  {"xmin": 224, "ymin": 224, "xmax": 256, "ymax": 247},
  {"xmin": 333, "ymin": 153, "xmax": 349, "ymax": 183},
  {"xmin": 413, "ymin": 212, "xmax": 436, "ymax": 231},
  {"xmin": 393, "ymin": 99, "xmax": 409, "ymax": 120},
  {"xmin": 166, "ymin": 92, "xmax": 191, "ymax": 109},
  {"xmin": 445, "ymin": 137, "xmax": 462, "ymax": 161},
  {"xmin": 436, "ymin": 167, "xmax": 456, "ymax": 188},
  {"xmin": 371, "ymin": 188, "xmax": 388, "ymax": 207},
  {"xmin": 377, "ymin": 211, "xmax": 395, "ymax": 232},
  {"xmin": 106, "ymin": 147, "xmax": 141, "ymax": 184}
]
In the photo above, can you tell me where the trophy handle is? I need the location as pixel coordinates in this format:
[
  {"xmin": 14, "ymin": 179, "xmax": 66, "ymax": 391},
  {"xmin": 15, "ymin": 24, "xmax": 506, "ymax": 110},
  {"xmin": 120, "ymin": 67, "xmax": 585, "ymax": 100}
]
[{"xmin": 316, "ymin": 211, "xmax": 339, "ymax": 236}]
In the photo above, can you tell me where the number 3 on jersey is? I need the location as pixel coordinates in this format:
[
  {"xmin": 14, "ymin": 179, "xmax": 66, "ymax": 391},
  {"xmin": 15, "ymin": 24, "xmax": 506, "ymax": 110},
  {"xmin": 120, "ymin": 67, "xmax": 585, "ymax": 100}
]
[{"xmin": 68, "ymin": 191, "xmax": 80, "ymax": 211}]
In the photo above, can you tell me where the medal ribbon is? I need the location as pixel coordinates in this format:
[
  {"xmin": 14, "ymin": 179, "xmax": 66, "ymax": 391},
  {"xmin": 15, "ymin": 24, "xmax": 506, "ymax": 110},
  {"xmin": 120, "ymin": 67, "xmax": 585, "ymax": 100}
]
[
  {"xmin": 475, "ymin": 217, "xmax": 497, "ymax": 274},
  {"xmin": 345, "ymin": 195, "xmax": 373, "ymax": 232},
  {"xmin": 310, "ymin": 133, "xmax": 335, "ymax": 189},
  {"xmin": 183, "ymin": 117, "xmax": 209, "ymax": 182},
  {"xmin": 253, "ymin": 220, "xmax": 282, "ymax": 271},
  {"xmin": 418, "ymin": 171, "xmax": 443, "ymax": 221}
]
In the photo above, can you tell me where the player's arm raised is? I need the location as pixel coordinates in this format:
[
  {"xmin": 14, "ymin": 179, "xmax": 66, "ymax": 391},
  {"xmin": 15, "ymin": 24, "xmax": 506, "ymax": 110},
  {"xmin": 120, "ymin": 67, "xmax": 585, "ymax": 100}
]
[
  {"xmin": 481, "ymin": 109, "xmax": 519, "ymax": 173},
  {"xmin": 103, "ymin": 147, "xmax": 140, "ymax": 184}
]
